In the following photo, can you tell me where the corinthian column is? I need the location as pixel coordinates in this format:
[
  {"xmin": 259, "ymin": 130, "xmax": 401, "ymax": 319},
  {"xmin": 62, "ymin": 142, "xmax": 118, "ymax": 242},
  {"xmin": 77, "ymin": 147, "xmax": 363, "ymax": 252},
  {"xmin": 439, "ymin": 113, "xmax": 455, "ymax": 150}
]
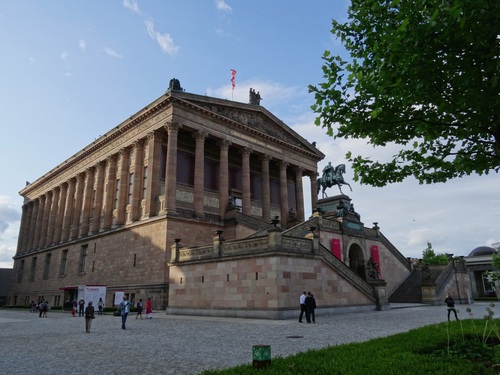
[
  {"xmin": 91, "ymin": 162, "xmax": 105, "ymax": 233},
  {"xmin": 164, "ymin": 122, "xmax": 181, "ymax": 214},
  {"xmin": 33, "ymin": 195, "xmax": 46, "ymax": 249},
  {"xmin": 241, "ymin": 147, "xmax": 252, "ymax": 215},
  {"xmin": 61, "ymin": 178, "xmax": 76, "ymax": 242},
  {"xmin": 218, "ymin": 139, "xmax": 231, "ymax": 219},
  {"xmin": 53, "ymin": 183, "xmax": 67, "ymax": 243},
  {"xmin": 144, "ymin": 131, "xmax": 161, "ymax": 218},
  {"xmin": 102, "ymin": 155, "xmax": 117, "ymax": 230},
  {"xmin": 130, "ymin": 139, "xmax": 144, "ymax": 222},
  {"xmin": 27, "ymin": 199, "xmax": 39, "ymax": 250},
  {"xmin": 193, "ymin": 131, "xmax": 207, "ymax": 218},
  {"xmin": 310, "ymin": 172, "xmax": 318, "ymax": 212},
  {"xmin": 279, "ymin": 161, "xmax": 289, "ymax": 227},
  {"xmin": 70, "ymin": 173, "xmax": 85, "ymax": 240},
  {"xmin": 295, "ymin": 167, "xmax": 305, "ymax": 221},
  {"xmin": 80, "ymin": 168, "xmax": 95, "ymax": 237},
  {"xmin": 116, "ymin": 148, "xmax": 130, "ymax": 226},
  {"xmin": 46, "ymin": 187, "xmax": 60, "ymax": 245},
  {"xmin": 260, "ymin": 155, "xmax": 271, "ymax": 221},
  {"xmin": 16, "ymin": 204, "xmax": 30, "ymax": 255}
]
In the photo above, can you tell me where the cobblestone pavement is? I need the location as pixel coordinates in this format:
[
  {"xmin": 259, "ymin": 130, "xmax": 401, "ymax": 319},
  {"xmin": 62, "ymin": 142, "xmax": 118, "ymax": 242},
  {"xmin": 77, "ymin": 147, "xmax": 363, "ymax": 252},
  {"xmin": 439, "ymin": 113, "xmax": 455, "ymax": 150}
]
[{"xmin": 1, "ymin": 302, "xmax": 499, "ymax": 375}]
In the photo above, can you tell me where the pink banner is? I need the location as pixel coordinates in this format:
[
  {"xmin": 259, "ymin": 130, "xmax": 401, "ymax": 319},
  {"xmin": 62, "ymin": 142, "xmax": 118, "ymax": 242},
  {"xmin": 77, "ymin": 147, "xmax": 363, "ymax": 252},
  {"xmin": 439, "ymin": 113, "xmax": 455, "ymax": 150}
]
[
  {"xmin": 331, "ymin": 239, "xmax": 341, "ymax": 260},
  {"xmin": 371, "ymin": 245, "xmax": 381, "ymax": 277}
]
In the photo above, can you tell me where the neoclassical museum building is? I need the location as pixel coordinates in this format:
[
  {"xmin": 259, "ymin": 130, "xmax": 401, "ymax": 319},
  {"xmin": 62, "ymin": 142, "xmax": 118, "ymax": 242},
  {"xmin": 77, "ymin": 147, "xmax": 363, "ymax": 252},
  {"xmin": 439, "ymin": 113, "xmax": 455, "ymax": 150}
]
[{"xmin": 8, "ymin": 80, "xmax": 470, "ymax": 318}]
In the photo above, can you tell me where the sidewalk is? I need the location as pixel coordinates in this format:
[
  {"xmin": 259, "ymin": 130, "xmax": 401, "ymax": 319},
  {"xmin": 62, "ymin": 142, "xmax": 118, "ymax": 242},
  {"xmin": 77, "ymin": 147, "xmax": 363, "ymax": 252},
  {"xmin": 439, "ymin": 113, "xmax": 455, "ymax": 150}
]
[{"xmin": 1, "ymin": 302, "xmax": 498, "ymax": 375}]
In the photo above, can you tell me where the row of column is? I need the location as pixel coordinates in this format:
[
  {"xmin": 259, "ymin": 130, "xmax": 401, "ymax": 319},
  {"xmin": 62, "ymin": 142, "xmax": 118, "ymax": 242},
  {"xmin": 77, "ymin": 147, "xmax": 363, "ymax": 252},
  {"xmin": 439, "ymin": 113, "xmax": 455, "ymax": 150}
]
[{"xmin": 17, "ymin": 123, "xmax": 318, "ymax": 255}]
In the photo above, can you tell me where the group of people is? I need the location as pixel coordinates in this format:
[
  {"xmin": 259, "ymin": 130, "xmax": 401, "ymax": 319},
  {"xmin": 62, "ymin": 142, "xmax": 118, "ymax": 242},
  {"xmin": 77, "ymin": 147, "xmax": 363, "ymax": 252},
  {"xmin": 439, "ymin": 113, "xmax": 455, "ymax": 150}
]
[
  {"xmin": 299, "ymin": 291, "xmax": 317, "ymax": 323},
  {"xmin": 30, "ymin": 298, "xmax": 49, "ymax": 317},
  {"xmin": 119, "ymin": 296, "xmax": 153, "ymax": 330}
]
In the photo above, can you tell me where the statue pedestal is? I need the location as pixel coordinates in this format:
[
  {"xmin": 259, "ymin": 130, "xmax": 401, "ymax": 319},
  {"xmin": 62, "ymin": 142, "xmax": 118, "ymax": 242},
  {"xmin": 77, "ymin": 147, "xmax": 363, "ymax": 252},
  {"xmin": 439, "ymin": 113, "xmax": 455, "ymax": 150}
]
[{"xmin": 316, "ymin": 195, "xmax": 363, "ymax": 228}]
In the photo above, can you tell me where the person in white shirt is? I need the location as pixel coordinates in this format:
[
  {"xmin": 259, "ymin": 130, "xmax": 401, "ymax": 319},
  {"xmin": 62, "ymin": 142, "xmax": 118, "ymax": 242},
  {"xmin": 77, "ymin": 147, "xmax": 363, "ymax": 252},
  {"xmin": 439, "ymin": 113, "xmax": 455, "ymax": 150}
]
[{"xmin": 299, "ymin": 291, "xmax": 307, "ymax": 323}]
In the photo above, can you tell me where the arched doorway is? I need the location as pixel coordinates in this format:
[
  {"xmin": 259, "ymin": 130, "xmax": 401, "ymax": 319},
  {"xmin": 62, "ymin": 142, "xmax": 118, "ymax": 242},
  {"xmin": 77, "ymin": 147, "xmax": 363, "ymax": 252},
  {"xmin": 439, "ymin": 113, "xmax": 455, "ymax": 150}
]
[{"xmin": 348, "ymin": 244, "xmax": 366, "ymax": 280}]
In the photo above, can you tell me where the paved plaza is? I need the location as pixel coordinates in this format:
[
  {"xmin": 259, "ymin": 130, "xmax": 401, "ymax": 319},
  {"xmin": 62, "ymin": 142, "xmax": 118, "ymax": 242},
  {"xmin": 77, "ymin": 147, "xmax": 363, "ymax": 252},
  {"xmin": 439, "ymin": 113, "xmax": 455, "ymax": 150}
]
[{"xmin": 1, "ymin": 302, "xmax": 499, "ymax": 374}]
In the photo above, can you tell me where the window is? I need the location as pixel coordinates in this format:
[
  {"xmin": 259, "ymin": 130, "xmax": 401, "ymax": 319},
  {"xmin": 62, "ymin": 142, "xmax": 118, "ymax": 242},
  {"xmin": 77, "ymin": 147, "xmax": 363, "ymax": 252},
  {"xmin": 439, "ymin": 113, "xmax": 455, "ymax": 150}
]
[
  {"xmin": 29, "ymin": 257, "xmax": 37, "ymax": 282},
  {"xmin": 60, "ymin": 249, "xmax": 68, "ymax": 276},
  {"xmin": 114, "ymin": 179, "xmax": 120, "ymax": 209},
  {"xmin": 142, "ymin": 166, "xmax": 148, "ymax": 200},
  {"xmin": 79, "ymin": 245, "xmax": 88, "ymax": 273},
  {"xmin": 128, "ymin": 173, "xmax": 134, "ymax": 205},
  {"xmin": 43, "ymin": 253, "xmax": 51, "ymax": 280}
]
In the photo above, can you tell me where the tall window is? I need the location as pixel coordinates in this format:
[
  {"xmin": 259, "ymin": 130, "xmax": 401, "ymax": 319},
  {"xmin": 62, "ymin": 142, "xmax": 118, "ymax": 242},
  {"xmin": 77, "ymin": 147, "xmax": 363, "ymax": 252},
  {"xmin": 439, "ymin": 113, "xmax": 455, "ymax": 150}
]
[
  {"xmin": 114, "ymin": 179, "xmax": 120, "ymax": 209},
  {"xmin": 142, "ymin": 166, "xmax": 148, "ymax": 200},
  {"xmin": 128, "ymin": 173, "xmax": 134, "ymax": 205},
  {"xmin": 17, "ymin": 260, "xmax": 24, "ymax": 283},
  {"xmin": 79, "ymin": 245, "xmax": 88, "ymax": 273},
  {"xmin": 29, "ymin": 257, "xmax": 37, "ymax": 282},
  {"xmin": 59, "ymin": 249, "xmax": 68, "ymax": 276},
  {"xmin": 43, "ymin": 253, "xmax": 51, "ymax": 280}
]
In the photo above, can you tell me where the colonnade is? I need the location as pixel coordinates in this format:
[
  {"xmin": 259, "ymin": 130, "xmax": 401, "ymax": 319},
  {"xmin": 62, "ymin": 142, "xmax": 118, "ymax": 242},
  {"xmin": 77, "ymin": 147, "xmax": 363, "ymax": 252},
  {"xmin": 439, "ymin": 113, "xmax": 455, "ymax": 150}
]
[{"xmin": 16, "ymin": 123, "xmax": 319, "ymax": 256}]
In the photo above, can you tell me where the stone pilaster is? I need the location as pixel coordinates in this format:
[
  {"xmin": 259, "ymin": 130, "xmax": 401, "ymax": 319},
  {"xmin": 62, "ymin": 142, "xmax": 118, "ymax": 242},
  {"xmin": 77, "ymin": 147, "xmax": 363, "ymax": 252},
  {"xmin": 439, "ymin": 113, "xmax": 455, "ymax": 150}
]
[
  {"xmin": 218, "ymin": 139, "xmax": 231, "ymax": 219},
  {"xmin": 193, "ymin": 131, "xmax": 207, "ymax": 218},
  {"xmin": 91, "ymin": 162, "xmax": 105, "ymax": 233},
  {"xmin": 16, "ymin": 204, "xmax": 29, "ymax": 255},
  {"xmin": 260, "ymin": 155, "xmax": 271, "ymax": 221},
  {"xmin": 46, "ymin": 187, "xmax": 59, "ymax": 245},
  {"xmin": 80, "ymin": 167, "xmax": 95, "ymax": 237},
  {"xmin": 70, "ymin": 173, "xmax": 85, "ymax": 240},
  {"xmin": 53, "ymin": 183, "xmax": 67, "ymax": 244},
  {"xmin": 116, "ymin": 147, "xmax": 130, "ymax": 226},
  {"xmin": 102, "ymin": 155, "xmax": 117, "ymax": 230},
  {"xmin": 279, "ymin": 161, "xmax": 289, "ymax": 227},
  {"xmin": 144, "ymin": 130, "xmax": 162, "ymax": 218},
  {"xmin": 27, "ymin": 199, "xmax": 39, "ymax": 250},
  {"xmin": 241, "ymin": 147, "xmax": 252, "ymax": 215},
  {"xmin": 164, "ymin": 122, "xmax": 181, "ymax": 214},
  {"xmin": 130, "ymin": 139, "xmax": 144, "ymax": 222},
  {"xmin": 61, "ymin": 178, "xmax": 76, "ymax": 242},
  {"xmin": 310, "ymin": 172, "xmax": 318, "ymax": 212}
]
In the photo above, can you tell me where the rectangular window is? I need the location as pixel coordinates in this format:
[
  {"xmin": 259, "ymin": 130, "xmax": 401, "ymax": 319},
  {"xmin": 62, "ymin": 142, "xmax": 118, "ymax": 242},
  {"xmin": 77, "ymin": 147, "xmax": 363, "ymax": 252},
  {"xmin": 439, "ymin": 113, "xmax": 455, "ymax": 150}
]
[
  {"xmin": 60, "ymin": 249, "xmax": 68, "ymax": 276},
  {"xmin": 43, "ymin": 253, "xmax": 51, "ymax": 280},
  {"xmin": 142, "ymin": 166, "xmax": 148, "ymax": 200},
  {"xmin": 114, "ymin": 179, "xmax": 120, "ymax": 209},
  {"xmin": 128, "ymin": 173, "xmax": 134, "ymax": 205},
  {"xmin": 79, "ymin": 245, "xmax": 88, "ymax": 273},
  {"xmin": 17, "ymin": 260, "xmax": 25, "ymax": 283},
  {"xmin": 29, "ymin": 257, "xmax": 37, "ymax": 282}
]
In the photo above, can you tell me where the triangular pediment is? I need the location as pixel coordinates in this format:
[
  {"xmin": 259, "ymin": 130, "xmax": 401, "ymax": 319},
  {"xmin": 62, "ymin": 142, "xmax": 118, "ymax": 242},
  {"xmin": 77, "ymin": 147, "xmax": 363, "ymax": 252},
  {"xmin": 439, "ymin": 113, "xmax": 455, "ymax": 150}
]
[{"xmin": 171, "ymin": 91, "xmax": 324, "ymax": 159}]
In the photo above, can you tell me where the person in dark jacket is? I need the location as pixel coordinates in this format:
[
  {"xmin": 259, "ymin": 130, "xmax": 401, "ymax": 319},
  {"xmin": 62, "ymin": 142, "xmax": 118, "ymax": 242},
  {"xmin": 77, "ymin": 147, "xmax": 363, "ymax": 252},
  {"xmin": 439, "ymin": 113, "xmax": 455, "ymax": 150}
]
[
  {"xmin": 84, "ymin": 301, "xmax": 95, "ymax": 333},
  {"xmin": 444, "ymin": 294, "xmax": 459, "ymax": 321},
  {"xmin": 305, "ymin": 292, "xmax": 317, "ymax": 323}
]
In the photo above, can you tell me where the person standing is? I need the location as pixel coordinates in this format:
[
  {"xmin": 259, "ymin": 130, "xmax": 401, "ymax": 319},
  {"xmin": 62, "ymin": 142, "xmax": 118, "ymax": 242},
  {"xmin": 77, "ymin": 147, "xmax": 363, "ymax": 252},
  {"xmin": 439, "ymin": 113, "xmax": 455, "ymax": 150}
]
[
  {"xmin": 119, "ymin": 296, "xmax": 131, "ymax": 329},
  {"xmin": 78, "ymin": 298, "xmax": 85, "ymax": 317},
  {"xmin": 305, "ymin": 292, "xmax": 317, "ymax": 323},
  {"xmin": 445, "ymin": 294, "xmax": 459, "ymax": 321},
  {"xmin": 135, "ymin": 299, "xmax": 143, "ymax": 319},
  {"xmin": 298, "ymin": 291, "xmax": 307, "ymax": 323},
  {"xmin": 145, "ymin": 297, "xmax": 153, "ymax": 319},
  {"xmin": 97, "ymin": 298, "xmax": 104, "ymax": 315},
  {"xmin": 84, "ymin": 301, "xmax": 95, "ymax": 333}
]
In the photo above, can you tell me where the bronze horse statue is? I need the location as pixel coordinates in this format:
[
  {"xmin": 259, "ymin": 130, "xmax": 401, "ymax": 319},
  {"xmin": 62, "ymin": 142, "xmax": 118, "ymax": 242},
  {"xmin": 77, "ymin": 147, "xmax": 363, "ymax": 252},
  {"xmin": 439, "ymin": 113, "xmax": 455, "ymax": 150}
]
[{"xmin": 317, "ymin": 163, "xmax": 352, "ymax": 198}]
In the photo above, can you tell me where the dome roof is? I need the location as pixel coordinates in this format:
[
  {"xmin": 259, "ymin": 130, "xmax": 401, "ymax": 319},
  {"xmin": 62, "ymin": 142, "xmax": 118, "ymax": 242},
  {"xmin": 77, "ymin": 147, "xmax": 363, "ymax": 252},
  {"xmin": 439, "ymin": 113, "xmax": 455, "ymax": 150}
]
[{"xmin": 468, "ymin": 246, "xmax": 498, "ymax": 257}]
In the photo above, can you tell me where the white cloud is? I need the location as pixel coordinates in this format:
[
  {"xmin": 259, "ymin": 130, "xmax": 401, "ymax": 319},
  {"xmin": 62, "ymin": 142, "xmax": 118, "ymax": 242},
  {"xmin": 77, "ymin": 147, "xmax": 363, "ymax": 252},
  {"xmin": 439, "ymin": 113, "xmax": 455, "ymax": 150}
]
[
  {"xmin": 28, "ymin": 57, "xmax": 35, "ymax": 64},
  {"xmin": 215, "ymin": 0, "xmax": 232, "ymax": 13},
  {"xmin": 104, "ymin": 47, "xmax": 122, "ymax": 59},
  {"xmin": 123, "ymin": 0, "xmax": 140, "ymax": 14},
  {"xmin": 0, "ymin": 196, "xmax": 21, "ymax": 268},
  {"xmin": 144, "ymin": 20, "xmax": 179, "ymax": 56},
  {"xmin": 79, "ymin": 39, "xmax": 86, "ymax": 50},
  {"xmin": 60, "ymin": 51, "xmax": 70, "ymax": 60},
  {"xmin": 63, "ymin": 72, "xmax": 72, "ymax": 78}
]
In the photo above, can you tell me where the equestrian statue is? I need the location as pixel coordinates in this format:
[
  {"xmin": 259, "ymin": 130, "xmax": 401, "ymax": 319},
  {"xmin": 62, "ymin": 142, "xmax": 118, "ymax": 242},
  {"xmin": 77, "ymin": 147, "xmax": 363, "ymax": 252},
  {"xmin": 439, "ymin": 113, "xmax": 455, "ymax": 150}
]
[{"xmin": 317, "ymin": 162, "xmax": 352, "ymax": 198}]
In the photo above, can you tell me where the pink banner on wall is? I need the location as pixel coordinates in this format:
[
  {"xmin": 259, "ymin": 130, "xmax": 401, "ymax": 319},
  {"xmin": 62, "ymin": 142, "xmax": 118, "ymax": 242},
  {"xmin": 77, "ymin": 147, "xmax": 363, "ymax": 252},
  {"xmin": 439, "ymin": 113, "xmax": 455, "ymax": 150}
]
[
  {"xmin": 331, "ymin": 239, "xmax": 341, "ymax": 260},
  {"xmin": 371, "ymin": 245, "xmax": 381, "ymax": 277}
]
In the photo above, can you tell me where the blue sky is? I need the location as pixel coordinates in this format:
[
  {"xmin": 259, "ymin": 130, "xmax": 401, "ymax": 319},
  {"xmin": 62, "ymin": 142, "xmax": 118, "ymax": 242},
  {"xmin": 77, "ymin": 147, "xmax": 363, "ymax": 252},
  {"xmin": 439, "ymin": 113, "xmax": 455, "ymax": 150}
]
[{"xmin": 0, "ymin": 0, "xmax": 498, "ymax": 268}]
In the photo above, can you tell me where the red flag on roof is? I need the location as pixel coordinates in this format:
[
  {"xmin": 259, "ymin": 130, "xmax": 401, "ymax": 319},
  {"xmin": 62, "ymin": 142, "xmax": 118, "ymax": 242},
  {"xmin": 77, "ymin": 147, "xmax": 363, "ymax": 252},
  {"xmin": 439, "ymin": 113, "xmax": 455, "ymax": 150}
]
[{"xmin": 231, "ymin": 69, "xmax": 236, "ymax": 90}]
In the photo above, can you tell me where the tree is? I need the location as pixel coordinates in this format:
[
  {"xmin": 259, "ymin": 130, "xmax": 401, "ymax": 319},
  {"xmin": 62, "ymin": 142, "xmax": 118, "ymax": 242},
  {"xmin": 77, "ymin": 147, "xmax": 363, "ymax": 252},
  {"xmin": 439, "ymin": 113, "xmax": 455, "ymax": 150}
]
[
  {"xmin": 309, "ymin": 0, "xmax": 499, "ymax": 186},
  {"xmin": 422, "ymin": 241, "xmax": 449, "ymax": 264}
]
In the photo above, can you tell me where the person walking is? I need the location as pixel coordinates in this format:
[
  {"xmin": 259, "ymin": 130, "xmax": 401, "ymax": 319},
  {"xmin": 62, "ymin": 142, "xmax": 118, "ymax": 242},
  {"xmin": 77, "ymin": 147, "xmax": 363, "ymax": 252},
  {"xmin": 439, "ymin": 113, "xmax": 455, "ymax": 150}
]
[
  {"xmin": 97, "ymin": 298, "xmax": 104, "ymax": 315},
  {"xmin": 298, "ymin": 291, "xmax": 307, "ymax": 323},
  {"xmin": 119, "ymin": 296, "xmax": 131, "ymax": 329},
  {"xmin": 78, "ymin": 298, "xmax": 85, "ymax": 317},
  {"xmin": 305, "ymin": 292, "xmax": 317, "ymax": 323},
  {"xmin": 445, "ymin": 294, "xmax": 459, "ymax": 321},
  {"xmin": 145, "ymin": 297, "xmax": 153, "ymax": 319},
  {"xmin": 135, "ymin": 299, "xmax": 143, "ymax": 319},
  {"xmin": 84, "ymin": 301, "xmax": 95, "ymax": 333}
]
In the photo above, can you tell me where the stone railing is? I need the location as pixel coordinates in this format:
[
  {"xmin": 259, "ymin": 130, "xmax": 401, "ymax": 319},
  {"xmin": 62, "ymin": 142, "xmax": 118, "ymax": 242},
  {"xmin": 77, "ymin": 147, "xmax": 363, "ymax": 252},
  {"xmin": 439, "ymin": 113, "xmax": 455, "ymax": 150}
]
[{"xmin": 318, "ymin": 243, "xmax": 376, "ymax": 299}]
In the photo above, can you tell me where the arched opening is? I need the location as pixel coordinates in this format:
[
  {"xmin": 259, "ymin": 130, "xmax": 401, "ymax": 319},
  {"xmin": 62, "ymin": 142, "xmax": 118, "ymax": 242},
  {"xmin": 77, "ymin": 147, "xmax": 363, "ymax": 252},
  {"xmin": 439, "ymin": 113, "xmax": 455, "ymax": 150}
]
[{"xmin": 348, "ymin": 244, "xmax": 366, "ymax": 280}]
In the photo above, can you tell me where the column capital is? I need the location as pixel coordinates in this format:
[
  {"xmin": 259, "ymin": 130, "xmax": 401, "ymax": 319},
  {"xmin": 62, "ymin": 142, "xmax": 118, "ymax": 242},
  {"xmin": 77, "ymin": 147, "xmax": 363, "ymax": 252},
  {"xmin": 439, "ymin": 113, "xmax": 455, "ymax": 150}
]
[
  {"xmin": 294, "ymin": 166, "xmax": 305, "ymax": 175},
  {"xmin": 219, "ymin": 139, "xmax": 232, "ymax": 150},
  {"xmin": 106, "ymin": 154, "xmax": 117, "ymax": 164},
  {"xmin": 260, "ymin": 154, "xmax": 272, "ymax": 163},
  {"xmin": 240, "ymin": 147, "xmax": 252, "ymax": 157},
  {"xmin": 193, "ymin": 131, "xmax": 208, "ymax": 142},
  {"xmin": 132, "ymin": 138, "xmax": 145, "ymax": 148},
  {"xmin": 164, "ymin": 121, "xmax": 182, "ymax": 133},
  {"xmin": 279, "ymin": 160, "xmax": 289, "ymax": 170}
]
